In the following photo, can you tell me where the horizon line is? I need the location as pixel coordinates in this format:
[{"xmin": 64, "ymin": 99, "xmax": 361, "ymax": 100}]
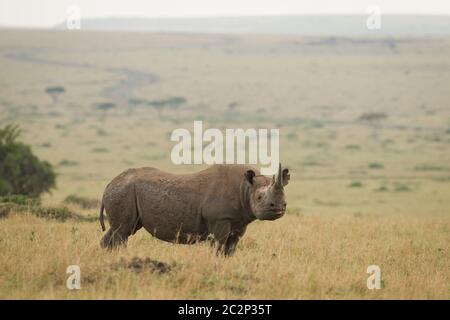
[{"xmin": 1, "ymin": 13, "xmax": 450, "ymax": 30}]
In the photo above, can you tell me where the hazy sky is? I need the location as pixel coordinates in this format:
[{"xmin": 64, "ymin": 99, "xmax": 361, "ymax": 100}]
[{"xmin": 1, "ymin": 0, "xmax": 449, "ymax": 27}]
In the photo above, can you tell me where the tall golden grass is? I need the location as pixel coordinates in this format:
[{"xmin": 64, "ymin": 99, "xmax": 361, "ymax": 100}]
[{"xmin": 0, "ymin": 208, "xmax": 448, "ymax": 299}]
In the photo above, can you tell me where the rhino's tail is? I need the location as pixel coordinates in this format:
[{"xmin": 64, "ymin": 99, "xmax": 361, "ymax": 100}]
[{"xmin": 99, "ymin": 203, "xmax": 106, "ymax": 231}]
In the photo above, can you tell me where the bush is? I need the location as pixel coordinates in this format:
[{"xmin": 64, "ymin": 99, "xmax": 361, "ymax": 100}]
[
  {"xmin": 348, "ymin": 181, "xmax": 363, "ymax": 188},
  {"xmin": 0, "ymin": 124, "xmax": 56, "ymax": 197},
  {"xmin": 358, "ymin": 112, "xmax": 387, "ymax": 122},
  {"xmin": 59, "ymin": 159, "xmax": 78, "ymax": 166},
  {"xmin": 368, "ymin": 162, "xmax": 384, "ymax": 169},
  {"xmin": 0, "ymin": 194, "xmax": 40, "ymax": 206},
  {"xmin": 0, "ymin": 202, "xmax": 96, "ymax": 222},
  {"xmin": 92, "ymin": 147, "xmax": 108, "ymax": 153},
  {"xmin": 30, "ymin": 205, "xmax": 74, "ymax": 221},
  {"xmin": 96, "ymin": 102, "xmax": 116, "ymax": 111},
  {"xmin": 64, "ymin": 194, "xmax": 99, "ymax": 209},
  {"xmin": 147, "ymin": 96, "xmax": 186, "ymax": 108}
]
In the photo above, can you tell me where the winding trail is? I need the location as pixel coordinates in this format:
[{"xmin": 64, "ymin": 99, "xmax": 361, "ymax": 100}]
[{"xmin": 3, "ymin": 50, "xmax": 160, "ymax": 104}]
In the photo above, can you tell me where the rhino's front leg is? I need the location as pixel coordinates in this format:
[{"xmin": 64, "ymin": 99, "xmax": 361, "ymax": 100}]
[
  {"xmin": 211, "ymin": 220, "xmax": 231, "ymax": 256},
  {"xmin": 224, "ymin": 226, "xmax": 247, "ymax": 256}
]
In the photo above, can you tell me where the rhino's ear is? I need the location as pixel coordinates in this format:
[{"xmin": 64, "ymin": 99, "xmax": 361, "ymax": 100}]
[
  {"xmin": 282, "ymin": 168, "xmax": 290, "ymax": 186},
  {"xmin": 244, "ymin": 170, "xmax": 256, "ymax": 185}
]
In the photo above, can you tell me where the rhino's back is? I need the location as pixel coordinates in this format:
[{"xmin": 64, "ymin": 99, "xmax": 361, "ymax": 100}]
[
  {"xmin": 113, "ymin": 164, "xmax": 259, "ymax": 212},
  {"xmin": 117, "ymin": 164, "xmax": 258, "ymax": 190}
]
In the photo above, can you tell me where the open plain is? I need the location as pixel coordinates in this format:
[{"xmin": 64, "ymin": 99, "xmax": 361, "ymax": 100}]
[{"xmin": 0, "ymin": 29, "xmax": 449, "ymax": 299}]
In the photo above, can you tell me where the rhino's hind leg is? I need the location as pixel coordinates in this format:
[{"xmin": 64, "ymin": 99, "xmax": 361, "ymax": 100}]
[
  {"xmin": 100, "ymin": 183, "xmax": 143, "ymax": 250},
  {"xmin": 100, "ymin": 225, "xmax": 131, "ymax": 250}
]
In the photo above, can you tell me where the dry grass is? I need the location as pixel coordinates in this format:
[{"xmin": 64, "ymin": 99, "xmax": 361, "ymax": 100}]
[{"xmin": 0, "ymin": 209, "xmax": 448, "ymax": 299}]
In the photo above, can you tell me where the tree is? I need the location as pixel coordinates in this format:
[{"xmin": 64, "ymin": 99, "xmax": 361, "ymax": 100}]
[
  {"xmin": 45, "ymin": 86, "xmax": 65, "ymax": 104},
  {"xmin": 147, "ymin": 96, "xmax": 187, "ymax": 119},
  {"xmin": 358, "ymin": 112, "xmax": 388, "ymax": 140},
  {"xmin": 0, "ymin": 124, "xmax": 56, "ymax": 197},
  {"xmin": 96, "ymin": 102, "xmax": 116, "ymax": 111}
]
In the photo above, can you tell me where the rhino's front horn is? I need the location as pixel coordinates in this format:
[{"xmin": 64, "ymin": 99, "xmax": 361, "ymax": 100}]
[{"xmin": 274, "ymin": 163, "xmax": 283, "ymax": 189}]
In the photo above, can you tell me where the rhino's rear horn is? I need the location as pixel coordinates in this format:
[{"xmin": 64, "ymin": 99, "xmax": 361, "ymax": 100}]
[{"xmin": 282, "ymin": 168, "xmax": 290, "ymax": 186}]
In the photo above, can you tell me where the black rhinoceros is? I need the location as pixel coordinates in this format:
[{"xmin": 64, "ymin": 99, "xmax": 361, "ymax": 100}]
[{"xmin": 99, "ymin": 164, "xmax": 290, "ymax": 255}]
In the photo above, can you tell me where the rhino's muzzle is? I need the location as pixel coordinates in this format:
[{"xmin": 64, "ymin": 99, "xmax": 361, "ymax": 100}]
[{"xmin": 257, "ymin": 209, "xmax": 285, "ymax": 221}]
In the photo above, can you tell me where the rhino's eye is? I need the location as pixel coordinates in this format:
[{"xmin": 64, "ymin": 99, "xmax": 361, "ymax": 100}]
[{"xmin": 257, "ymin": 195, "xmax": 262, "ymax": 200}]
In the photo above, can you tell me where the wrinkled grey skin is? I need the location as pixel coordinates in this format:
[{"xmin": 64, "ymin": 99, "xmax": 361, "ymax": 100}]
[{"xmin": 99, "ymin": 164, "xmax": 290, "ymax": 255}]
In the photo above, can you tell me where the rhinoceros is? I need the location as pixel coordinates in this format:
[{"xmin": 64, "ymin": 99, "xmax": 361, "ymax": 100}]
[{"xmin": 99, "ymin": 164, "xmax": 290, "ymax": 255}]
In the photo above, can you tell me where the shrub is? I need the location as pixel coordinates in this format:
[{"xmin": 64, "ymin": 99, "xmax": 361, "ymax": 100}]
[
  {"xmin": 0, "ymin": 124, "xmax": 56, "ymax": 197},
  {"xmin": 394, "ymin": 183, "xmax": 412, "ymax": 192},
  {"xmin": 92, "ymin": 147, "xmax": 108, "ymax": 153},
  {"xmin": 414, "ymin": 165, "xmax": 449, "ymax": 172},
  {"xmin": 358, "ymin": 112, "xmax": 387, "ymax": 122},
  {"xmin": 97, "ymin": 129, "xmax": 108, "ymax": 136},
  {"xmin": 348, "ymin": 181, "xmax": 363, "ymax": 188},
  {"xmin": 59, "ymin": 159, "xmax": 78, "ymax": 166},
  {"xmin": 147, "ymin": 96, "xmax": 187, "ymax": 117},
  {"xmin": 368, "ymin": 162, "xmax": 384, "ymax": 169},
  {"xmin": 64, "ymin": 194, "xmax": 99, "ymax": 209},
  {"xmin": 0, "ymin": 194, "xmax": 96, "ymax": 222},
  {"xmin": 30, "ymin": 205, "xmax": 74, "ymax": 221},
  {"xmin": 147, "ymin": 96, "xmax": 186, "ymax": 108},
  {"xmin": 0, "ymin": 194, "xmax": 40, "ymax": 206},
  {"xmin": 96, "ymin": 102, "xmax": 116, "ymax": 111},
  {"xmin": 128, "ymin": 98, "xmax": 146, "ymax": 106}
]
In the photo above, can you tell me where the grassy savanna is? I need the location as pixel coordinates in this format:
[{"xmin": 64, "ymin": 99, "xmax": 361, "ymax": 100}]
[
  {"xmin": 0, "ymin": 30, "xmax": 449, "ymax": 299},
  {"xmin": 0, "ymin": 208, "xmax": 448, "ymax": 299}
]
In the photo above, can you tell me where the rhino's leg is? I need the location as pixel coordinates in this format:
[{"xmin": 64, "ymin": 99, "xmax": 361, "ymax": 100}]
[
  {"xmin": 100, "ymin": 184, "xmax": 142, "ymax": 250},
  {"xmin": 100, "ymin": 224, "xmax": 131, "ymax": 250},
  {"xmin": 100, "ymin": 229, "xmax": 114, "ymax": 249},
  {"xmin": 224, "ymin": 226, "xmax": 247, "ymax": 256},
  {"xmin": 211, "ymin": 220, "xmax": 232, "ymax": 256}
]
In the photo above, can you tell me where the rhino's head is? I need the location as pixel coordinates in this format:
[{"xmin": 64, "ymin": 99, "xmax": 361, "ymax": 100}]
[{"xmin": 241, "ymin": 164, "xmax": 290, "ymax": 221}]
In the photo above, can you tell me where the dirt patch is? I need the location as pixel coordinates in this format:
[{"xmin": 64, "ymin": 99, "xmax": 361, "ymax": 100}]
[{"xmin": 112, "ymin": 257, "xmax": 172, "ymax": 274}]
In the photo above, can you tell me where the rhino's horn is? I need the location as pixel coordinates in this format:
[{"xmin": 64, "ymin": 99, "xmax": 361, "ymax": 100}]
[{"xmin": 274, "ymin": 163, "xmax": 283, "ymax": 189}]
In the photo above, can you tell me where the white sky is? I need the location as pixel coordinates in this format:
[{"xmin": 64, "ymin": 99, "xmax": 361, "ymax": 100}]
[{"xmin": 0, "ymin": 0, "xmax": 449, "ymax": 27}]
